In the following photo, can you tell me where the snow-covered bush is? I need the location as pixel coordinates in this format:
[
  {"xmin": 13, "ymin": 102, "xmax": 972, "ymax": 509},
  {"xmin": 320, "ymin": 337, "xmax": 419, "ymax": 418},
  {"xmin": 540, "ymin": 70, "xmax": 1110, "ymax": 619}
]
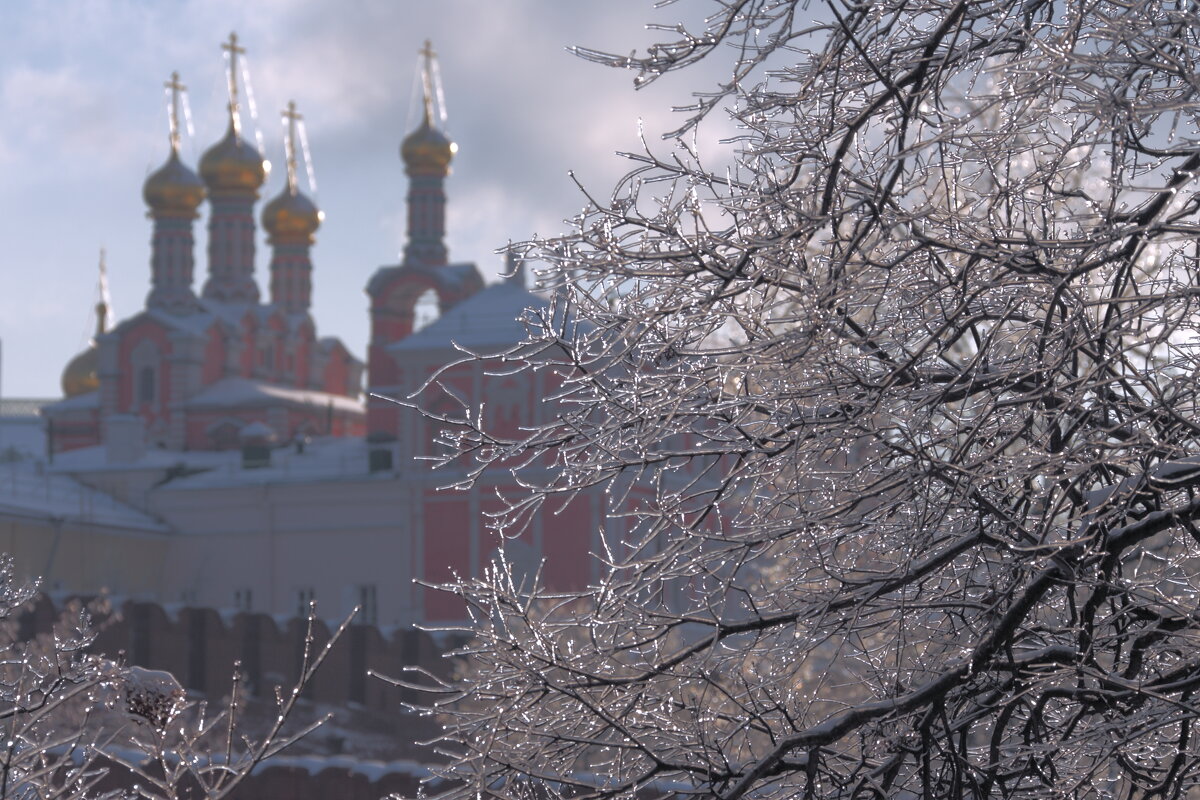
[{"xmin": 0, "ymin": 557, "xmax": 337, "ymax": 798}]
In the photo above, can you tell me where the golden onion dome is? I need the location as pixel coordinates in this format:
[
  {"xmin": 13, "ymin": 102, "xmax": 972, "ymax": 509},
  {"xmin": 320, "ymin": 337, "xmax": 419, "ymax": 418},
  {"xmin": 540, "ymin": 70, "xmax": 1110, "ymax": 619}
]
[
  {"xmin": 143, "ymin": 149, "xmax": 205, "ymax": 216},
  {"xmin": 63, "ymin": 289, "xmax": 108, "ymax": 398},
  {"xmin": 262, "ymin": 186, "xmax": 321, "ymax": 242},
  {"xmin": 199, "ymin": 122, "xmax": 266, "ymax": 193},
  {"xmin": 401, "ymin": 120, "xmax": 456, "ymax": 173},
  {"xmin": 61, "ymin": 345, "xmax": 99, "ymax": 397}
]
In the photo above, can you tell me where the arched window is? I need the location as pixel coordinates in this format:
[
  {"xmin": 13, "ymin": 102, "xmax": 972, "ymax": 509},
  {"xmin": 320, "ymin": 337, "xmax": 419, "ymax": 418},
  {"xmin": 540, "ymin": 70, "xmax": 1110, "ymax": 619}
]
[
  {"xmin": 130, "ymin": 338, "xmax": 162, "ymax": 409},
  {"xmin": 413, "ymin": 288, "xmax": 439, "ymax": 332}
]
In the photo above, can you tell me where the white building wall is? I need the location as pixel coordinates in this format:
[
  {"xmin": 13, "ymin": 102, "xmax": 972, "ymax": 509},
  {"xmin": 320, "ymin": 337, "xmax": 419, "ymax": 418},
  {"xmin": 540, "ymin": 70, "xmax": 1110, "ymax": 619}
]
[{"xmin": 150, "ymin": 475, "xmax": 422, "ymax": 627}]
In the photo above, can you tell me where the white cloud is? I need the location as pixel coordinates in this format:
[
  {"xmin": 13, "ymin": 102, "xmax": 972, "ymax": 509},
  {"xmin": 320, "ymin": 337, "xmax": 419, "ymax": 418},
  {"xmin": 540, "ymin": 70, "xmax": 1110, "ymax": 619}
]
[{"xmin": 0, "ymin": 65, "xmax": 138, "ymax": 170}]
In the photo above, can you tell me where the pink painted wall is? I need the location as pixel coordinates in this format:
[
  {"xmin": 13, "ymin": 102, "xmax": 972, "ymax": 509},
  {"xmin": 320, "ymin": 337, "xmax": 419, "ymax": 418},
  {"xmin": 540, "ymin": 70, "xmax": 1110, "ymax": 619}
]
[{"xmin": 422, "ymin": 498, "xmax": 470, "ymax": 622}]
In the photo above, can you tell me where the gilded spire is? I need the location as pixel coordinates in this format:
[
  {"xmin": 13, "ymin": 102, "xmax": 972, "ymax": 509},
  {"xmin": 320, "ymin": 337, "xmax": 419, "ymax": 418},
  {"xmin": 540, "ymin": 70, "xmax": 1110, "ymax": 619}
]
[
  {"xmin": 222, "ymin": 31, "xmax": 246, "ymax": 135},
  {"xmin": 95, "ymin": 248, "xmax": 110, "ymax": 339}
]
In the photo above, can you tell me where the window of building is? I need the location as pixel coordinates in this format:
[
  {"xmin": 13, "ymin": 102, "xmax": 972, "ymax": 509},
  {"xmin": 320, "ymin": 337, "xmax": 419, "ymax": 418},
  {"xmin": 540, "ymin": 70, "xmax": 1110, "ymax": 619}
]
[
  {"xmin": 413, "ymin": 288, "xmax": 438, "ymax": 332},
  {"xmin": 130, "ymin": 339, "xmax": 161, "ymax": 410}
]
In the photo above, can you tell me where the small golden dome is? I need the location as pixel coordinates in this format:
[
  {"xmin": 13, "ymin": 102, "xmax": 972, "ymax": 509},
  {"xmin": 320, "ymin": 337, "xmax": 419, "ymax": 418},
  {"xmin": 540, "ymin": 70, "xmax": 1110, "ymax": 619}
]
[
  {"xmin": 200, "ymin": 122, "xmax": 266, "ymax": 193},
  {"xmin": 61, "ymin": 345, "xmax": 99, "ymax": 397},
  {"xmin": 262, "ymin": 186, "xmax": 321, "ymax": 242},
  {"xmin": 401, "ymin": 120, "xmax": 456, "ymax": 173},
  {"xmin": 143, "ymin": 149, "xmax": 205, "ymax": 216}
]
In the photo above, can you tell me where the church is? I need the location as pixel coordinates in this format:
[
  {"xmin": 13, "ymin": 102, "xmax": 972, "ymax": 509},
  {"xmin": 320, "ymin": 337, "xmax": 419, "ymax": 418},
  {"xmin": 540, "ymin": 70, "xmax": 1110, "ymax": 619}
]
[
  {"xmin": 44, "ymin": 35, "xmax": 364, "ymax": 455},
  {"xmin": 8, "ymin": 36, "xmax": 601, "ymax": 628}
]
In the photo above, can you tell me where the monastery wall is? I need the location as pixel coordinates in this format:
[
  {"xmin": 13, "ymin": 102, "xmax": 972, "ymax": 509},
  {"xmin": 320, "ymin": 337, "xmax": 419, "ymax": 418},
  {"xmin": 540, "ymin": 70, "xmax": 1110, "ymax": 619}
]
[{"xmin": 20, "ymin": 595, "xmax": 455, "ymax": 718}]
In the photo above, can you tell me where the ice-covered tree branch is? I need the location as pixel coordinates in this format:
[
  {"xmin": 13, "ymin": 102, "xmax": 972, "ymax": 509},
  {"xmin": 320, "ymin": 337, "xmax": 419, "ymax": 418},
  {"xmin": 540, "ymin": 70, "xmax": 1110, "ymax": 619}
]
[{"xmin": 416, "ymin": 2, "xmax": 1200, "ymax": 798}]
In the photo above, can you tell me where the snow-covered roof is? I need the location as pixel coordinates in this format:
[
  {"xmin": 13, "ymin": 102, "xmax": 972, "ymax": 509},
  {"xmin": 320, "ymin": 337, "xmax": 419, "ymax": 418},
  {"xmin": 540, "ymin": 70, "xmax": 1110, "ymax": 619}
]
[
  {"xmin": 158, "ymin": 435, "xmax": 381, "ymax": 488},
  {"xmin": 41, "ymin": 391, "xmax": 100, "ymax": 413},
  {"xmin": 389, "ymin": 279, "xmax": 547, "ymax": 354},
  {"xmin": 251, "ymin": 304, "xmax": 280, "ymax": 326},
  {"xmin": 196, "ymin": 299, "xmax": 287, "ymax": 330},
  {"xmin": 0, "ymin": 398, "xmax": 54, "ymax": 418},
  {"xmin": 239, "ymin": 420, "xmax": 276, "ymax": 441},
  {"xmin": 0, "ymin": 460, "xmax": 168, "ymax": 533},
  {"xmin": 48, "ymin": 444, "xmax": 233, "ymax": 473},
  {"xmin": 286, "ymin": 311, "xmax": 315, "ymax": 334},
  {"xmin": 437, "ymin": 261, "xmax": 482, "ymax": 289},
  {"xmin": 148, "ymin": 306, "xmax": 215, "ymax": 335},
  {"xmin": 185, "ymin": 377, "xmax": 365, "ymax": 415},
  {"xmin": 196, "ymin": 298, "xmax": 250, "ymax": 328},
  {"xmin": 105, "ymin": 307, "xmax": 214, "ymax": 339}
]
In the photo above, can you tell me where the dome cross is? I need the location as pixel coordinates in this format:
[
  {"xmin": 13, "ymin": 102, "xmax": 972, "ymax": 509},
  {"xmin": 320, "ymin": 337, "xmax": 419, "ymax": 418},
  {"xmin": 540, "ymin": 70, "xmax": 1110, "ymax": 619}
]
[
  {"xmin": 163, "ymin": 71, "xmax": 187, "ymax": 154},
  {"xmin": 419, "ymin": 39, "xmax": 437, "ymax": 126},
  {"xmin": 221, "ymin": 32, "xmax": 246, "ymax": 135},
  {"xmin": 281, "ymin": 101, "xmax": 302, "ymax": 195}
]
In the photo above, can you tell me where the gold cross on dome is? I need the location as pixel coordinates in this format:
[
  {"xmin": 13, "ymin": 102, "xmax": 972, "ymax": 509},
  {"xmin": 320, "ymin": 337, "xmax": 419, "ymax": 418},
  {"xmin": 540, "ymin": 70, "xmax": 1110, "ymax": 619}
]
[
  {"xmin": 163, "ymin": 71, "xmax": 186, "ymax": 153},
  {"xmin": 281, "ymin": 101, "xmax": 303, "ymax": 193},
  {"xmin": 221, "ymin": 32, "xmax": 246, "ymax": 130},
  {"xmin": 419, "ymin": 39, "xmax": 436, "ymax": 124}
]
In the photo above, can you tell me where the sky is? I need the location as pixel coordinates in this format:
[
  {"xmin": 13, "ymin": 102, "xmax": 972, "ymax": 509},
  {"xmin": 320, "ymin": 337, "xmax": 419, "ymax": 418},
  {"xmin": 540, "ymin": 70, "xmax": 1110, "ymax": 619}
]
[{"xmin": 0, "ymin": 1, "xmax": 733, "ymax": 398}]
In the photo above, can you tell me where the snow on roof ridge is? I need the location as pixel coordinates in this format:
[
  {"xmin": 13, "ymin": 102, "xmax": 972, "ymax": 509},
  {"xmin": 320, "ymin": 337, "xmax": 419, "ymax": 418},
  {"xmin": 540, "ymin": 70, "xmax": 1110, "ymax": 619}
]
[
  {"xmin": 41, "ymin": 391, "xmax": 101, "ymax": 412},
  {"xmin": 390, "ymin": 279, "xmax": 547, "ymax": 353},
  {"xmin": 0, "ymin": 461, "xmax": 168, "ymax": 532},
  {"xmin": 185, "ymin": 376, "xmax": 364, "ymax": 415},
  {"xmin": 0, "ymin": 398, "xmax": 55, "ymax": 417}
]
